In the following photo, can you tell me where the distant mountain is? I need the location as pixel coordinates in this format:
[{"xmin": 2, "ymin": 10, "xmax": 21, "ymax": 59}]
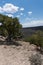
[{"xmin": 22, "ymin": 26, "xmax": 43, "ymax": 38}]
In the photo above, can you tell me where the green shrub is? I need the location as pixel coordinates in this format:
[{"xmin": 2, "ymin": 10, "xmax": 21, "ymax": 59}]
[
  {"xmin": 24, "ymin": 31, "xmax": 43, "ymax": 48},
  {"xmin": 29, "ymin": 53, "xmax": 42, "ymax": 65},
  {"xmin": 24, "ymin": 37, "xmax": 31, "ymax": 42}
]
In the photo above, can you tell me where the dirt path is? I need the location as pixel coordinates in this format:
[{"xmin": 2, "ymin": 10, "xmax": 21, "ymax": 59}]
[{"xmin": 0, "ymin": 41, "xmax": 42, "ymax": 65}]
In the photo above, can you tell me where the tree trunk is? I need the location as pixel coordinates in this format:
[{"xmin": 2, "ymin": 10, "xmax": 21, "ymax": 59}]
[{"xmin": 6, "ymin": 32, "xmax": 12, "ymax": 42}]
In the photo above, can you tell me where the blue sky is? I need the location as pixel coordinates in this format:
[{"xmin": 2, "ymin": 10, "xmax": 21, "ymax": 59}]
[{"xmin": 0, "ymin": 0, "xmax": 43, "ymax": 27}]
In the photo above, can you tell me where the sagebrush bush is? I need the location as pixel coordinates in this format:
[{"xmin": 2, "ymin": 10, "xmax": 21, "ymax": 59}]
[
  {"xmin": 29, "ymin": 53, "xmax": 42, "ymax": 65},
  {"xmin": 24, "ymin": 31, "xmax": 43, "ymax": 53},
  {"xmin": 24, "ymin": 31, "xmax": 43, "ymax": 47}
]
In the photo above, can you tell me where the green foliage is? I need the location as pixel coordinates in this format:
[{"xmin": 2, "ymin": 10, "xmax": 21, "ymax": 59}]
[
  {"xmin": 24, "ymin": 37, "xmax": 30, "ymax": 42},
  {"xmin": 0, "ymin": 14, "xmax": 22, "ymax": 41},
  {"xmin": 24, "ymin": 31, "xmax": 43, "ymax": 47}
]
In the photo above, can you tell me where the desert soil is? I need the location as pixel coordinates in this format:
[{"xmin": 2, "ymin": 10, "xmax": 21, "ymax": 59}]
[{"xmin": 0, "ymin": 41, "xmax": 43, "ymax": 65}]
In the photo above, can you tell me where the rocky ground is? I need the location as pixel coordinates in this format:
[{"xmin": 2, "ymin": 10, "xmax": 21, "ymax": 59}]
[{"xmin": 0, "ymin": 41, "xmax": 43, "ymax": 65}]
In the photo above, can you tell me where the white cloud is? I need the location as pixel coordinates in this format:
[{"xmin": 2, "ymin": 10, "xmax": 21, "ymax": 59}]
[
  {"xmin": 6, "ymin": 14, "xmax": 14, "ymax": 17},
  {"xmin": 20, "ymin": 13, "xmax": 23, "ymax": 15},
  {"xmin": 0, "ymin": 3, "xmax": 19, "ymax": 13},
  {"xmin": 16, "ymin": 13, "xmax": 23, "ymax": 18},
  {"xmin": 0, "ymin": 7, "xmax": 3, "ymax": 13},
  {"xmin": 16, "ymin": 15, "xmax": 20, "ymax": 18},
  {"xmin": 20, "ymin": 8, "xmax": 24, "ymax": 11},
  {"xmin": 22, "ymin": 18, "xmax": 43, "ymax": 27},
  {"xmin": 28, "ymin": 11, "xmax": 32, "ymax": 15}
]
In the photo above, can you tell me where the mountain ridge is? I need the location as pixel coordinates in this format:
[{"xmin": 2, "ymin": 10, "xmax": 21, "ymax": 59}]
[{"xmin": 22, "ymin": 26, "xmax": 43, "ymax": 38}]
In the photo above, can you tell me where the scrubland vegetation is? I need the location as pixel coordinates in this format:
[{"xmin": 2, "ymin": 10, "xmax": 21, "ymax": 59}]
[
  {"xmin": 24, "ymin": 31, "xmax": 43, "ymax": 53},
  {"xmin": 29, "ymin": 53, "xmax": 42, "ymax": 65},
  {"xmin": 0, "ymin": 14, "xmax": 43, "ymax": 65},
  {"xmin": 0, "ymin": 14, "xmax": 22, "ymax": 41}
]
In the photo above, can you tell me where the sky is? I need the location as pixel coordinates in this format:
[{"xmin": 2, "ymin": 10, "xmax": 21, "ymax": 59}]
[{"xmin": 0, "ymin": 0, "xmax": 43, "ymax": 27}]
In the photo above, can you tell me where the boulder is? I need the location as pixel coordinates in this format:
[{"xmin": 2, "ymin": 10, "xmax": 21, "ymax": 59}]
[{"xmin": 0, "ymin": 36, "xmax": 6, "ymax": 41}]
